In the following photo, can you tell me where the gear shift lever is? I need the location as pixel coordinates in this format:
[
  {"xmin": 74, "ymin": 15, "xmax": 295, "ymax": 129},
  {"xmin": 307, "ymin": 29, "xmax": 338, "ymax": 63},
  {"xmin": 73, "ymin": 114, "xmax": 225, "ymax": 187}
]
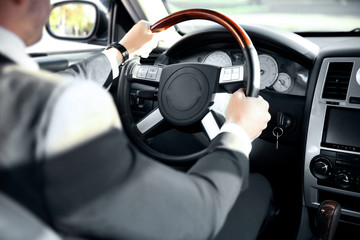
[{"xmin": 316, "ymin": 200, "xmax": 341, "ymax": 240}]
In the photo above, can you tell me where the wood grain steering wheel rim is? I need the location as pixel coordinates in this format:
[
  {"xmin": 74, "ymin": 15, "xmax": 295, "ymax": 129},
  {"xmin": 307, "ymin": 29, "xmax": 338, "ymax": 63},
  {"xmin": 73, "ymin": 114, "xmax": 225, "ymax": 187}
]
[{"xmin": 118, "ymin": 9, "xmax": 260, "ymax": 163}]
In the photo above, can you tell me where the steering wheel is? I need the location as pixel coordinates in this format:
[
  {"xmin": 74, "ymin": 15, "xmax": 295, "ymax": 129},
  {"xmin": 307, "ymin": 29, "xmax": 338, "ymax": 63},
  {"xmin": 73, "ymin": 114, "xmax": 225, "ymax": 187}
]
[{"xmin": 117, "ymin": 9, "xmax": 260, "ymax": 163}]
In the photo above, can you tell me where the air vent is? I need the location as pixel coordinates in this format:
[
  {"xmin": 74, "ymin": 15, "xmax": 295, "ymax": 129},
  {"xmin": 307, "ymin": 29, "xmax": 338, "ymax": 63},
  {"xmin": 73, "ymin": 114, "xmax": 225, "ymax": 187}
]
[{"xmin": 322, "ymin": 62, "xmax": 353, "ymax": 100}]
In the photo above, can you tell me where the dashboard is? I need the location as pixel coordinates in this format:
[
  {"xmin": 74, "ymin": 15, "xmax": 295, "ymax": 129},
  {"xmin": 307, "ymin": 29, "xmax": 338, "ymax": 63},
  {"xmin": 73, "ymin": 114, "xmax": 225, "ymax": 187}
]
[
  {"xmin": 127, "ymin": 24, "xmax": 360, "ymax": 237},
  {"xmin": 174, "ymin": 48, "xmax": 309, "ymax": 96},
  {"xmin": 156, "ymin": 25, "xmax": 318, "ymax": 99},
  {"xmin": 125, "ymin": 25, "xmax": 318, "ymax": 237},
  {"xmin": 143, "ymin": 26, "xmax": 360, "ymax": 236}
]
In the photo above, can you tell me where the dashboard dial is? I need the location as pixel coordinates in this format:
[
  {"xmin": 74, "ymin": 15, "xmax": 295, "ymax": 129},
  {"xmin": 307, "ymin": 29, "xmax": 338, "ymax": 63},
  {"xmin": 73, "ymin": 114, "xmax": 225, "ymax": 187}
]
[
  {"xmin": 273, "ymin": 73, "xmax": 292, "ymax": 92},
  {"xmin": 259, "ymin": 54, "xmax": 278, "ymax": 89},
  {"xmin": 203, "ymin": 51, "xmax": 232, "ymax": 67}
]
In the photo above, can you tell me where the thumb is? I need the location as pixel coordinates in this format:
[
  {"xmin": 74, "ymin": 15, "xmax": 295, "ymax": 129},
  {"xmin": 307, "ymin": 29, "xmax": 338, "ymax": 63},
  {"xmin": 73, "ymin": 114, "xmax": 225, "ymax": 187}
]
[{"xmin": 233, "ymin": 88, "xmax": 246, "ymax": 99}]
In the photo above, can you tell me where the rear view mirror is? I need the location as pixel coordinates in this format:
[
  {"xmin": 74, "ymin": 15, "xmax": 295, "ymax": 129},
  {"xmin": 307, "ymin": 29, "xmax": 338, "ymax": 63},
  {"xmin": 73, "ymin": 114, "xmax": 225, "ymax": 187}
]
[{"xmin": 47, "ymin": 2, "xmax": 97, "ymax": 40}]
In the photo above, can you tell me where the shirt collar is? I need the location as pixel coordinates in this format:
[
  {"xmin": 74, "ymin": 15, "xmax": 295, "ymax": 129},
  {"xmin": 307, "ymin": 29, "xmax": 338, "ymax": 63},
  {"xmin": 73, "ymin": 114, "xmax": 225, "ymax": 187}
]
[{"xmin": 0, "ymin": 26, "xmax": 39, "ymax": 70}]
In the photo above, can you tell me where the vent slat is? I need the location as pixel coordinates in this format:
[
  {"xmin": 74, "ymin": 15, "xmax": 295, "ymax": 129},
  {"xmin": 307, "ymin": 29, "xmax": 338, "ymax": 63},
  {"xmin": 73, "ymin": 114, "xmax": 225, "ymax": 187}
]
[{"xmin": 322, "ymin": 62, "xmax": 353, "ymax": 100}]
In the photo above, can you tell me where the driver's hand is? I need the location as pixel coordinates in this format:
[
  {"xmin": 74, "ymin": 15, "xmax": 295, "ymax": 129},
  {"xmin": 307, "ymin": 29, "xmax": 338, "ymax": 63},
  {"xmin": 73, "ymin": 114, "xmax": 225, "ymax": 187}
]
[
  {"xmin": 225, "ymin": 89, "xmax": 271, "ymax": 141},
  {"xmin": 119, "ymin": 20, "xmax": 158, "ymax": 59}
]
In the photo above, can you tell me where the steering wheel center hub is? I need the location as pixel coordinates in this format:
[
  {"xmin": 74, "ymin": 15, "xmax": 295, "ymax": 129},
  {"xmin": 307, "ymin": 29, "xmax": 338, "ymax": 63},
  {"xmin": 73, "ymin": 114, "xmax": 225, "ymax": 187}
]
[
  {"xmin": 166, "ymin": 74, "xmax": 201, "ymax": 111},
  {"xmin": 159, "ymin": 66, "xmax": 213, "ymax": 126}
]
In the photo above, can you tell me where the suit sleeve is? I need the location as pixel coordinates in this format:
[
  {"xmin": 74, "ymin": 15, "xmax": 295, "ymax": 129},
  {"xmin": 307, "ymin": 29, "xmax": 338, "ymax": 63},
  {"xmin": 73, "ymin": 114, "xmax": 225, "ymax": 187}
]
[
  {"xmin": 57, "ymin": 54, "xmax": 113, "ymax": 87},
  {"xmin": 40, "ymin": 82, "xmax": 249, "ymax": 240},
  {"xmin": 43, "ymin": 129, "xmax": 248, "ymax": 240}
]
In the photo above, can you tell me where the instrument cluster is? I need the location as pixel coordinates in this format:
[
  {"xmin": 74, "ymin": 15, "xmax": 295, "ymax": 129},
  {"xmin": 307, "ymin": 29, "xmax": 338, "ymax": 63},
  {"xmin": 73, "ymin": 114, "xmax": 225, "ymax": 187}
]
[
  {"xmin": 256, "ymin": 51, "xmax": 308, "ymax": 96},
  {"xmin": 183, "ymin": 48, "xmax": 309, "ymax": 96}
]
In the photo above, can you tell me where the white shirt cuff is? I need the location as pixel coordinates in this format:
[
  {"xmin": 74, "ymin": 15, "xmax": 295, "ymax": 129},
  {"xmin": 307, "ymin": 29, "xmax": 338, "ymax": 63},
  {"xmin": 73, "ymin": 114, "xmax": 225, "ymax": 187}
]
[
  {"xmin": 220, "ymin": 122, "xmax": 252, "ymax": 157},
  {"xmin": 102, "ymin": 48, "xmax": 121, "ymax": 79}
]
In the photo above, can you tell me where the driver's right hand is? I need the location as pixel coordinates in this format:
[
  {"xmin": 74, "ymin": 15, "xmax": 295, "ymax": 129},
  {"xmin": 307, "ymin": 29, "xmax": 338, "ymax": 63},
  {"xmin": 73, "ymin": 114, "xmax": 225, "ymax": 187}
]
[{"xmin": 225, "ymin": 89, "xmax": 271, "ymax": 142}]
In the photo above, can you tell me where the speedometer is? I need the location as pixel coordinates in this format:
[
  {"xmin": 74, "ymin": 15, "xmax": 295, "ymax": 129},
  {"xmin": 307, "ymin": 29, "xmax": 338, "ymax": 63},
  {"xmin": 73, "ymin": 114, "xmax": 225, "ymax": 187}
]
[
  {"xmin": 259, "ymin": 54, "xmax": 278, "ymax": 89},
  {"xmin": 203, "ymin": 51, "xmax": 232, "ymax": 67},
  {"xmin": 273, "ymin": 73, "xmax": 292, "ymax": 92}
]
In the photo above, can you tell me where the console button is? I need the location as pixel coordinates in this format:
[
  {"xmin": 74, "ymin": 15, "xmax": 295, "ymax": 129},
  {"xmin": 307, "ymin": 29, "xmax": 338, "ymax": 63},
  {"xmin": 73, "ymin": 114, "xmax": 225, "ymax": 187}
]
[
  {"xmin": 338, "ymin": 153, "xmax": 360, "ymax": 162},
  {"xmin": 320, "ymin": 150, "xmax": 337, "ymax": 157},
  {"xmin": 311, "ymin": 156, "xmax": 332, "ymax": 180},
  {"xmin": 314, "ymin": 161, "xmax": 330, "ymax": 176},
  {"xmin": 335, "ymin": 170, "xmax": 352, "ymax": 188},
  {"xmin": 137, "ymin": 67, "xmax": 148, "ymax": 78}
]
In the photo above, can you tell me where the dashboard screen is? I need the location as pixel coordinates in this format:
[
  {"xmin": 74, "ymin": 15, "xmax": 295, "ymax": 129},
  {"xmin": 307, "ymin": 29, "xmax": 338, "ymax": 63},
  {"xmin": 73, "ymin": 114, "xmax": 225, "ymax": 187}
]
[{"xmin": 322, "ymin": 107, "xmax": 360, "ymax": 152}]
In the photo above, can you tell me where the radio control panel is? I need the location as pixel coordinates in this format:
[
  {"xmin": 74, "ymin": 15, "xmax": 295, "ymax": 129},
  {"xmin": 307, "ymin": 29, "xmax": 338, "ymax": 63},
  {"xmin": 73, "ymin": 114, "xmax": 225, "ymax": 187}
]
[
  {"xmin": 310, "ymin": 150, "xmax": 360, "ymax": 193},
  {"xmin": 304, "ymin": 57, "xmax": 360, "ymax": 218}
]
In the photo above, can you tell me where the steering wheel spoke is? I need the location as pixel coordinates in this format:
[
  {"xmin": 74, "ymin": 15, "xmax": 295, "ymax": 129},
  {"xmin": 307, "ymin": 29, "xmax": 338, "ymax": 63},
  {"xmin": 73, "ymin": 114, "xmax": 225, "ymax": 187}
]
[
  {"xmin": 201, "ymin": 111, "xmax": 221, "ymax": 140},
  {"xmin": 136, "ymin": 108, "xmax": 165, "ymax": 135}
]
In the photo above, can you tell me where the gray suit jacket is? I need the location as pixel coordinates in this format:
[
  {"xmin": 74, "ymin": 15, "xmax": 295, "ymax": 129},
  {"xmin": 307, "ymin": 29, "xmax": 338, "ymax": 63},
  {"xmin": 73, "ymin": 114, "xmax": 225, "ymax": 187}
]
[{"xmin": 0, "ymin": 54, "xmax": 249, "ymax": 240}]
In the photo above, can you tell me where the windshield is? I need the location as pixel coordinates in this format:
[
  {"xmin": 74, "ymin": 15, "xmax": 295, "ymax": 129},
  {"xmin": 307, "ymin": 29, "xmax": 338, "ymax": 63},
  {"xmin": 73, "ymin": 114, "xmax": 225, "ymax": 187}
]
[{"xmin": 163, "ymin": 0, "xmax": 360, "ymax": 33}]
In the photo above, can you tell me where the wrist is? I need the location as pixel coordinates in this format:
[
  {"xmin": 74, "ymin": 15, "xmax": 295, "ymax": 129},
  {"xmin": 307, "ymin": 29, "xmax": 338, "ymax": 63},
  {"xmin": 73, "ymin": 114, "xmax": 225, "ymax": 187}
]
[
  {"xmin": 106, "ymin": 42, "xmax": 129, "ymax": 64},
  {"xmin": 220, "ymin": 122, "xmax": 252, "ymax": 156}
]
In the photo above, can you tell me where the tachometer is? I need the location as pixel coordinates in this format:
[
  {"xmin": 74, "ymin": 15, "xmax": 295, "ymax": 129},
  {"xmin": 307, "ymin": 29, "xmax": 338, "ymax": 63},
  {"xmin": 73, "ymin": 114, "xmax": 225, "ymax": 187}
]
[
  {"xmin": 259, "ymin": 54, "xmax": 278, "ymax": 89},
  {"xmin": 203, "ymin": 51, "xmax": 232, "ymax": 67},
  {"xmin": 273, "ymin": 72, "xmax": 292, "ymax": 92}
]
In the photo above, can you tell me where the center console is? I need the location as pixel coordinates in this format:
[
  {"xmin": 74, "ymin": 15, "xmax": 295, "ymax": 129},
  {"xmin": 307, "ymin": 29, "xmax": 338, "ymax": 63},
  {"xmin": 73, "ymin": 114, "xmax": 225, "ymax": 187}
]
[{"xmin": 304, "ymin": 57, "xmax": 360, "ymax": 218}]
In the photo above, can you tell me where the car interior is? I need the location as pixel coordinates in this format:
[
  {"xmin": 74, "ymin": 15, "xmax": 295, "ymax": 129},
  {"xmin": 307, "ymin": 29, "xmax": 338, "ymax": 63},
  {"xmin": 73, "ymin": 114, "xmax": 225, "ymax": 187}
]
[{"xmin": 3, "ymin": 0, "xmax": 359, "ymax": 239}]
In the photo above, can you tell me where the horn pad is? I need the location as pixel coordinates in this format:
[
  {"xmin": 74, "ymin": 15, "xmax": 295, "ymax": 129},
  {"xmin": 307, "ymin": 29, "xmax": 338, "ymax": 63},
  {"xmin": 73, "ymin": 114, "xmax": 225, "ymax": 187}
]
[{"xmin": 158, "ymin": 65, "xmax": 218, "ymax": 126}]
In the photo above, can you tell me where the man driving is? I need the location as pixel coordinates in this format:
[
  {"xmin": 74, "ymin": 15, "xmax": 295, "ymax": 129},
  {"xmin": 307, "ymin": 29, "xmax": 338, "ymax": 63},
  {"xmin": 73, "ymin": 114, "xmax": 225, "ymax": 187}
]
[{"xmin": 0, "ymin": 0, "xmax": 272, "ymax": 239}]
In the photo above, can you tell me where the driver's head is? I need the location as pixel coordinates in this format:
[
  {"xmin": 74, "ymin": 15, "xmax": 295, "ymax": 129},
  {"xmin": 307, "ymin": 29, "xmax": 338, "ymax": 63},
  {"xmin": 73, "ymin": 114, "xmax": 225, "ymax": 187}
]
[{"xmin": 0, "ymin": 0, "xmax": 51, "ymax": 46}]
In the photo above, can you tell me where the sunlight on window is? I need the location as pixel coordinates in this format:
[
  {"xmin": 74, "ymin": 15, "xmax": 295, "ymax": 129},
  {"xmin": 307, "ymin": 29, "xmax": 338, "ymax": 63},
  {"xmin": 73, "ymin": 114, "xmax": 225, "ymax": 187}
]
[{"xmin": 164, "ymin": 0, "xmax": 360, "ymax": 32}]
